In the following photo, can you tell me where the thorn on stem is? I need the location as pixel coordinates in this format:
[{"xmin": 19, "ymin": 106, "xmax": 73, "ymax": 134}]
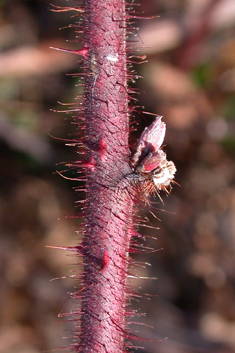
[{"xmin": 50, "ymin": 46, "xmax": 88, "ymax": 59}]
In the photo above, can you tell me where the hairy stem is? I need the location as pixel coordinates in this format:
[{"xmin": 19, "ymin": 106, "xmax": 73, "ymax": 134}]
[{"xmin": 77, "ymin": 1, "xmax": 136, "ymax": 352}]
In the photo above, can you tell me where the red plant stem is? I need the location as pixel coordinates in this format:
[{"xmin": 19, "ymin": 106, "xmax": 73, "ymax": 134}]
[{"xmin": 77, "ymin": 1, "xmax": 136, "ymax": 352}]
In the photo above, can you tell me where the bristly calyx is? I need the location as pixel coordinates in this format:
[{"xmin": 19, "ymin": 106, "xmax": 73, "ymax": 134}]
[{"xmin": 131, "ymin": 116, "xmax": 176, "ymax": 200}]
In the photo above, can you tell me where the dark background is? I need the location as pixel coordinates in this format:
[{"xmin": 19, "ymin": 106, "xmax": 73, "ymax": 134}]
[{"xmin": 0, "ymin": 1, "xmax": 235, "ymax": 352}]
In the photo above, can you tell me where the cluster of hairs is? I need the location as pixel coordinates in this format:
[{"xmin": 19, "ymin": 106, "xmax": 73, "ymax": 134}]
[{"xmin": 50, "ymin": 1, "xmax": 175, "ymax": 352}]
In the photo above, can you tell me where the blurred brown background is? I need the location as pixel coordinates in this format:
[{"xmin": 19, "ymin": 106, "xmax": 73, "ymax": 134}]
[{"xmin": 0, "ymin": 1, "xmax": 235, "ymax": 352}]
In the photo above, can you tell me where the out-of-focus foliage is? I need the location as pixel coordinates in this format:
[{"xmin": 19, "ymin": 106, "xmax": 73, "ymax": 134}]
[{"xmin": 0, "ymin": 1, "xmax": 235, "ymax": 353}]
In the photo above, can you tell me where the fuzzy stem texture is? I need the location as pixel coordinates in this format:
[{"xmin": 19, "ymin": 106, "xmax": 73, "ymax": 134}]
[{"xmin": 77, "ymin": 1, "xmax": 136, "ymax": 352}]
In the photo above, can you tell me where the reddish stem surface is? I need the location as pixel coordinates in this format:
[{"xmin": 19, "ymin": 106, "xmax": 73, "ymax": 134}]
[{"xmin": 77, "ymin": 1, "xmax": 136, "ymax": 352}]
